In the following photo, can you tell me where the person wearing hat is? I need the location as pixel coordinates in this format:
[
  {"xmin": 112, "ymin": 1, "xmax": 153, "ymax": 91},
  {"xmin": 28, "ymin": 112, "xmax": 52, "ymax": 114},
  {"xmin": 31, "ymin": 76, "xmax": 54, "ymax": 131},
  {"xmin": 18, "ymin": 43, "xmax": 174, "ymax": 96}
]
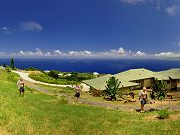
[
  {"xmin": 139, "ymin": 87, "xmax": 147, "ymax": 112},
  {"xmin": 17, "ymin": 77, "xmax": 25, "ymax": 96}
]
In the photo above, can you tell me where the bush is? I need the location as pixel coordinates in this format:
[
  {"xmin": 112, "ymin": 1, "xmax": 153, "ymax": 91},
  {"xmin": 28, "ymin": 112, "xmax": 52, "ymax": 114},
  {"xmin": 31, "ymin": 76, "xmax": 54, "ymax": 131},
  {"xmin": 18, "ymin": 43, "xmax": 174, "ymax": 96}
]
[
  {"xmin": 48, "ymin": 70, "xmax": 60, "ymax": 78},
  {"xmin": 6, "ymin": 66, "xmax": 12, "ymax": 72},
  {"xmin": 158, "ymin": 108, "xmax": 170, "ymax": 119},
  {"xmin": 24, "ymin": 67, "xmax": 39, "ymax": 71},
  {"xmin": 29, "ymin": 72, "xmax": 78, "ymax": 85}
]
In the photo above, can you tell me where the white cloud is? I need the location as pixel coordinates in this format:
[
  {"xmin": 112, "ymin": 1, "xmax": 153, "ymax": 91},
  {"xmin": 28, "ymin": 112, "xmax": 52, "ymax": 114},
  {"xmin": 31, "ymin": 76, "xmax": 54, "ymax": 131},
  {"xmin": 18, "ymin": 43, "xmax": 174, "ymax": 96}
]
[
  {"xmin": 117, "ymin": 47, "xmax": 125, "ymax": 55},
  {"xmin": 45, "ymin": 52, "xmax": 51, "ymax": 56},
  {"xmin": 54, "ymin": 50, "xmax": 62, "ymax": 56},
  {"xmin": 121, "ymin": 0, "xmax": 145, "ymax": 5},
  {"xmin": 84, "ymin": 50, "xmax": 91, "ymax": 55},
  {"xmin": 19, "ymin": 21, "xmax": 43, "ymax": 32},
  {"xmin": 110, "ymin": 47, "xmax": 125, "ymax": 55},
  {"xmin": 136, "ymin": 51, "xmax": 145, "ymax": 56},
  {"xmin": 2, "ymin": 27, "xmax": 8, "ymax": 30},
  {"xmin": 154, "ymin": 52, "xmax": 180, "ymax": 57},
  {"xmin": 19, "ymin": 51, "xmax": 35, "ymax": 56},
  {"xmin": 35, "ymin": 48, "xmax": 43, "ymax": 55},
  {"xmin": 68, "ymin": 51, "xmax": 78, "ymax": 55},
  {"xmin": 165, "ymin": 5, "xmax": 179, "ymax": 16},
  {"xmin": 0, "ymin": 26, "xmax": 15, "ymax": 34},
  {"xmin": 1, "ymin": 48, "xmax": 179, "ymax": 58}
]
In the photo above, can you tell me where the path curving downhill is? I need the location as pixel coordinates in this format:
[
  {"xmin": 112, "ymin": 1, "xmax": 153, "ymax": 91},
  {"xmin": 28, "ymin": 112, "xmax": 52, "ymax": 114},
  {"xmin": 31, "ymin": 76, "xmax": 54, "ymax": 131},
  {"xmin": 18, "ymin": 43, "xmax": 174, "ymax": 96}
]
[{"xmin": 12, "ymin": 70, "xmax": 73, "ymax": 88}]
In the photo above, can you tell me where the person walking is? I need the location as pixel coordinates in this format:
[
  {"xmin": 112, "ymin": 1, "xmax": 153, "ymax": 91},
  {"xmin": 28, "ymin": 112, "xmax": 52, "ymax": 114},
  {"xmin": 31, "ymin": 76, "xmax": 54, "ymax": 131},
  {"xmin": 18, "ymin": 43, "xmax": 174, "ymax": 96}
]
[
  {"xmin": 139, "ymin": 87, "xmax": 147, "ymax": 113},
  {"xmin": 74, "ymin": 84, "xmax": 81, "ymax": 101},
  {"xmin": 17, "ymin": 77, "xmax": 25, "ymax": 96}
]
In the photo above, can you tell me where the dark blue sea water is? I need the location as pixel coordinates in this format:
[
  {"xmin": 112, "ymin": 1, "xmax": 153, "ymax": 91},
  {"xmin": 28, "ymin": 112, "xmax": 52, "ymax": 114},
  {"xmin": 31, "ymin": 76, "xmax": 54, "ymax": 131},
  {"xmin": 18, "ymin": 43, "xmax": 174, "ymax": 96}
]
[{"xmin": 0, "ymin": 58, "xmax": 180, "ymax": 74}]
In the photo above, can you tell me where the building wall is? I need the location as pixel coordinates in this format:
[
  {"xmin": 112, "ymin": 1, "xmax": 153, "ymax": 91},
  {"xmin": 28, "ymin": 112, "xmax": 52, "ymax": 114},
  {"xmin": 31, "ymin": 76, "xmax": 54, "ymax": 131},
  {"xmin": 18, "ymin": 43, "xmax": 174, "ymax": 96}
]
[
  {"xmin": 177, "ymin": 80, "xmax": 180, "ymax": 90},
  {"xmin": 176, "ymin": 79, "xmax": 180, "ymax": 87},
  {"xmin": 171, "ymin": 80, "xmax": 177, "ymax": 89},
  {"xmin": 81, "ymin": 83, "xmax": 90, "ymax": 92},
  {"xmin": 143, "ymin": 78, "xmax": 153, "ymax": 88},
  {"xmin": 172, "ymin": 79, "xmax": 180, "ymax": 90},
  {"xmin": 132, "ymin": 78, "xmax": 153, "ymax": 89}
]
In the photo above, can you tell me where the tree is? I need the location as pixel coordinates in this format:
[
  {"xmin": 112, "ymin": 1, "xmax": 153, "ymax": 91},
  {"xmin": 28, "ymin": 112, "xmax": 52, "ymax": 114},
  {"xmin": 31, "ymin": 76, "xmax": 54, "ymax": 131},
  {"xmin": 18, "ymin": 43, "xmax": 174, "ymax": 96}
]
[
  {"xmin": 105, "ymin": 76, "xmax": 121, "ymax": 101},
  {"xmin": 151, "ymin": 79, "xmax": 170, "ymax": 107},
  {"xmin": 48, "ymin": 70, "xmax": 60, "ymax": 78},
  {"xmin": 151, "ymin": 79, "xmax": 169, "ymax": 99},
  {"xmin": 10, "ymin": 57, "xmax": 15, "ymax": 70},
  {"xmin": 3, "ymin": 62, "xmax": 6, "ymax": 67}
]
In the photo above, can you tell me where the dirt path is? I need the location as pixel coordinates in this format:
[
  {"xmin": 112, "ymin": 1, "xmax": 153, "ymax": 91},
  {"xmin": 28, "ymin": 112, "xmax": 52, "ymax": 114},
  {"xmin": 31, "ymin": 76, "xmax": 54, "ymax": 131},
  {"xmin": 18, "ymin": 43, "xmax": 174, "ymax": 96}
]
[{"xmin": 25, "ymin": 81, "xmax": 180, "ymax": 111}]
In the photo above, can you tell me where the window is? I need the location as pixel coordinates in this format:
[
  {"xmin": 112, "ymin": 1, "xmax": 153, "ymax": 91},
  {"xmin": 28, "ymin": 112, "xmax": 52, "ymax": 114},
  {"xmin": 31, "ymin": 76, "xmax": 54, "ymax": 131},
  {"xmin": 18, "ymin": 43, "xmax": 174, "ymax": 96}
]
[
  {"xmin": 135, "ymin": 80, "xmax": 140, "ymax": 83},
  {"xmin": 167, "ymin": 80, "xmax": 170, "ymax": 84}
]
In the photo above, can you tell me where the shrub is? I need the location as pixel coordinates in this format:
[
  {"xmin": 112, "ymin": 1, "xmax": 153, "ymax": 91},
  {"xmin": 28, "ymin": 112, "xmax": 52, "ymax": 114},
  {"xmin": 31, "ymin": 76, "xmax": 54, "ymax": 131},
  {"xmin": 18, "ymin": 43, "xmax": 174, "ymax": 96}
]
[
  {"xmin": 6, "ymin": 66, "xmax": 12, "ymax": 72},
  {"xmin": 7, "ymin": 72, "xmax": 19, "ymax": 83},
  {"xmin": 29, "ymin": 72, "xmax": 78, "ymax": 85},
  {"xmin": 48, "ymin": 70, "xmax": 60, "ymax": 78},
  {"xmin": 90, "ymin": 89, "xmax": 102, "ymax": 97},
  {"xmin": 158, "ymin": 108, "xmax": 170, "ymax": 119},
  {"xmin": 24, "ymin": 67, "xmax": 39, "ymax": 71}
]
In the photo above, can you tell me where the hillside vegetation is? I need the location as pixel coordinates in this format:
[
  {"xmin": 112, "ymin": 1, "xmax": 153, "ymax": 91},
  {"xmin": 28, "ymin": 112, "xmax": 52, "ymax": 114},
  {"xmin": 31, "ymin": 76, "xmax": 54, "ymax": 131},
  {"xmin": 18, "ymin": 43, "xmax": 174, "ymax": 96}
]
[
  {"xmin": 29, "ymin": 71, "xmax": 95, "ymax": 85},
  {"xmin": 0, "ymin": 69, "xmax": 180, "ymax": 135}
]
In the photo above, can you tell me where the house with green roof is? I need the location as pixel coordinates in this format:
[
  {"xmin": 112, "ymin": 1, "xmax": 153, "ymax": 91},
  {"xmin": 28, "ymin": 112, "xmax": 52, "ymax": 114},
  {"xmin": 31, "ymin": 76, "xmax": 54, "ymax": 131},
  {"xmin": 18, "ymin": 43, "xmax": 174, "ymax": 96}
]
[
  {"xmin": 83, "ymin": 68, "xmax": 180, "ymax": 95},
  {"xmin": 114, "ymin": 68, "xmax": 154, "ymax": 88},
  {"xmin": 154, "ymin": 68, "xmax": 180, "ymax": 90}
]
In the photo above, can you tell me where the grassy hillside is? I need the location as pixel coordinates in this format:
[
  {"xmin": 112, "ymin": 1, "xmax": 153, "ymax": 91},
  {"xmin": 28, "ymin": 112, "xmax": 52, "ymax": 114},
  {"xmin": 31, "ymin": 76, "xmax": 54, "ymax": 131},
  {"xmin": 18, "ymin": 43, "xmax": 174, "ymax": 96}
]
[{"xmin": 0, "ymin": 69, "xmax": 179, "ymax": 135}]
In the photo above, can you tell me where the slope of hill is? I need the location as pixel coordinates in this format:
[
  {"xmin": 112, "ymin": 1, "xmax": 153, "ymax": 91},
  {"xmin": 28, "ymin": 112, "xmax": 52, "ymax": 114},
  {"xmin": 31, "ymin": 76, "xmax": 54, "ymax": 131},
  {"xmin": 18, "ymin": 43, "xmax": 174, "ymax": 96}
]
[{"xmin": 0, "ymin": 69, "xmax": 179, "ymax": 135}]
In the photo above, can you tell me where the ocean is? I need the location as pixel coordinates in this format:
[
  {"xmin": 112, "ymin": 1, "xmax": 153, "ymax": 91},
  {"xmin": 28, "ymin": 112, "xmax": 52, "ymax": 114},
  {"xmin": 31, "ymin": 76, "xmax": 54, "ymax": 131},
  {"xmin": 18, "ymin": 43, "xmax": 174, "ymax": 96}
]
[{"xmin": 0, "ymin": 58, "xmax": 180, "ymax": 74}]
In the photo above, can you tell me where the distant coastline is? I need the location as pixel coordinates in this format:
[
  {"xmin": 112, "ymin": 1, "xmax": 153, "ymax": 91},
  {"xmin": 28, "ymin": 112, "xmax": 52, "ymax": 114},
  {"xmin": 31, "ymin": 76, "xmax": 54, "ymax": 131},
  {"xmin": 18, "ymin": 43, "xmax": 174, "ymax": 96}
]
[{"xmin": 164, "ymin": 57, "xmax": 180, "ymax": 60}]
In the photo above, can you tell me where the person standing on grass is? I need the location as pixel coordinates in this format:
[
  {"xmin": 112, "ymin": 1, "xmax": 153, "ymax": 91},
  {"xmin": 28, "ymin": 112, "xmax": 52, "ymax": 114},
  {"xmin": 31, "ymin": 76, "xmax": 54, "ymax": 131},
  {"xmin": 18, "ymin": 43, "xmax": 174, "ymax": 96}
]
[
  {"xmin": 17, "ymin": 77, "xmax": 25, "ymax": 96},
  {"xmin": 139, "ymin": 87, "xmax": 147, "ymax": 112},
  {"xmin": 74, "ymin": 84, "xmax": 81, "ymax": 101}
]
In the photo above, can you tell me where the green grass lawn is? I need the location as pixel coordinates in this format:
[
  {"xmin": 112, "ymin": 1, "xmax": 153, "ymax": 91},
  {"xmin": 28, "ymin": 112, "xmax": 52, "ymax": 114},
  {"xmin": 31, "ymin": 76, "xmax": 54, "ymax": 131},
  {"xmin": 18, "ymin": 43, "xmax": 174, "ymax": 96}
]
[
  {"xmin": 0, "ymin": 69, "xmax": 180, "ymax": 135},
  {"xmin": 34, "ymin": 83, "xmax": 75, "ymax": 95}
]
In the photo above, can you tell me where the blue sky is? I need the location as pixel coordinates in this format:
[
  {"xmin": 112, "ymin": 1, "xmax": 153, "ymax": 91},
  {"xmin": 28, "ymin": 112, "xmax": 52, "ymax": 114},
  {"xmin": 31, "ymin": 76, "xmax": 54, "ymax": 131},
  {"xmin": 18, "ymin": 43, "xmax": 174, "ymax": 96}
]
[{"xmin": 0, "ymin": 0, "xmax": 180, "ymax": 58}]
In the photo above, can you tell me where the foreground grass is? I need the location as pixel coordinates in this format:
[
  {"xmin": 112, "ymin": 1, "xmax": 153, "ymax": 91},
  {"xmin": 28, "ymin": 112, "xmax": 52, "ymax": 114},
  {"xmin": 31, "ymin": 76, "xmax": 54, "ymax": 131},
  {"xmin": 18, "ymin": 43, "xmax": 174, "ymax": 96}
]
[
  {"xmin": 0, "ymin": 69, "xmax": 180, "ymax": 135},
  {"xmin": 34, "ymin": 83, "xmax": 75, "ymax": 95}
]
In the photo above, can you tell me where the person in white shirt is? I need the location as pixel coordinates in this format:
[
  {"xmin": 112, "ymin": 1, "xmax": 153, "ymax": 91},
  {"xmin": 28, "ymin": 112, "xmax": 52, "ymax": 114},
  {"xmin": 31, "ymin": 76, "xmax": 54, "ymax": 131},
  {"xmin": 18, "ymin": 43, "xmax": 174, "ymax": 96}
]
[
  {"xmin": 74, "ymin": 84, "xmax": 81, "ymax": 101},
  {"xmin": 139, "ymin": 87, "xmax": 147, "ymax": 112},
  {"xmin": 17, "ymin": 77, "xmax": 25, "ymax": 96}
]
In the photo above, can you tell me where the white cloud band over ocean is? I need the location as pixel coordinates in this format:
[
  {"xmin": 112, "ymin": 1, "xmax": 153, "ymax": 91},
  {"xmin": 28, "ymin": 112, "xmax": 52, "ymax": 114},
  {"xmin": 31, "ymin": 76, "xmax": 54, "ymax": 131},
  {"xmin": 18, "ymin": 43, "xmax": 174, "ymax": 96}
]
[{"xmin": 0, "ymin": 47, "xmax": 179, "ymax": 59}]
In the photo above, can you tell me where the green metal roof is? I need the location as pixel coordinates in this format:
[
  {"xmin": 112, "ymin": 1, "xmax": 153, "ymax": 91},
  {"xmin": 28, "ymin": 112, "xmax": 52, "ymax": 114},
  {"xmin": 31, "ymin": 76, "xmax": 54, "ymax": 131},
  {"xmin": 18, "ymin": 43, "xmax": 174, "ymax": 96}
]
[
  {"xmin": 114, "ymin": 68, "xmax": 154, "ymax": 81},
  {"xmin": 83, "ymin": 74, "xmax": 139, "ymax": 91},
  {"xmin": 83, "ymin": 74, "xmax": 112, "ymax": 90},
  {"xmin": 154, "ymin": 68, "xmax": 180, "ymax": 80}
]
